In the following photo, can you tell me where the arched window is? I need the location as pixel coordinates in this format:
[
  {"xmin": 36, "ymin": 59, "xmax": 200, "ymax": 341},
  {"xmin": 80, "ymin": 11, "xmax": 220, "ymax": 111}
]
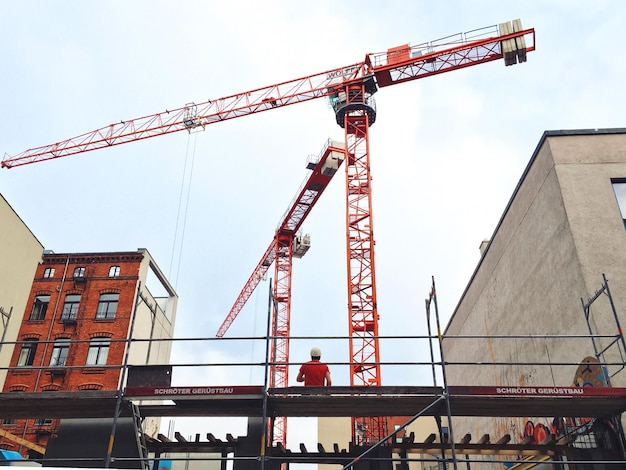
[
  {"xmin": 96, "ymin": 293, "xmax": 119, "ymax": 319},
  {"xmin": 17, "ymin": 339, "xmax": 38, "ymax": 366},
  {"xmin": 49, "ymin": 338, "xmax": 71, "ymax": 367},
  {"xmin": 61, "ymin": 294, "xmax": 81, "ymax": 321},
  {"xmin": 29, "ymin": 295, "xmax": 50, "ymax": 321},
  {"xmin": 86, "ymin": 337, "xmax": 110, "ymax": 366}
]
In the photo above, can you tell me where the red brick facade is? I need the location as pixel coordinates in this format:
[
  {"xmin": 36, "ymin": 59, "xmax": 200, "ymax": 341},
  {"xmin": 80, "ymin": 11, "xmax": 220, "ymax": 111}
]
[{"xmin": 0, "ymin": 252, "xmax": 144, "ymax": 456}]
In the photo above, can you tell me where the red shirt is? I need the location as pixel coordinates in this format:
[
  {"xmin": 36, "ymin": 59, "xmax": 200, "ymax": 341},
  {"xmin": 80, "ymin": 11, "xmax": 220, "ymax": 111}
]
[{"xmin": 298, "ymin": 360, "xmax": 329, "ymax": 386}]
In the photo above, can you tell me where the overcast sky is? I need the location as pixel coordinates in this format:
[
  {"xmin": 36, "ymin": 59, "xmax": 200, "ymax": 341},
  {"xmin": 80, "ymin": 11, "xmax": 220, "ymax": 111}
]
[{"xmin": 1, "ymin": 0, "xmax": 625, "ymax": 451}]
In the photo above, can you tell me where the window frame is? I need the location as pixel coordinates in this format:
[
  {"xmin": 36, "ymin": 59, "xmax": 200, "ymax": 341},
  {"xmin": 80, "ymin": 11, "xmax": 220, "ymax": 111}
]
[
  {"xmin": 86, "ymin": 337, "xmax": 110, "ymax": 366},
  {"xmin": 73, "ymin": 266, "xmax": 85, "ymax": 278},
  {"xmin": 60, "ymin": 294, "xmax": 81, "ymax": 321},
  {"xmin": 17, "ymin": 338, "xmax": 38, "ymax": 367},
  {"xmin": 33, "ymin": 418, "xmax": 53, "ymax": 426},
  {"xmin": 96, "ymin": 293, "xmax": 119, "ymax": 320},
  {"xmin": 49, "ymin": 338, "xmax": 71, "ymax": 367},
  {"xmin": 611, "ymin": 179, "xmax": 626, "ymax": 229},
  {"xmin": 29, "ymin": 295, "xmax": 50, "ymax": 321}
]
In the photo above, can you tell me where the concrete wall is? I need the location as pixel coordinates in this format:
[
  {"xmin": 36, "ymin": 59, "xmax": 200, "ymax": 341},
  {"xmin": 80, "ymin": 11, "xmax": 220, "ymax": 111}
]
[
  {"xmin": 128, "ymin": 250, "xmax": 177, "ymax": 370},
  {"xmin": 0, "ymin": 194, "xmax": 43, "ymax": 388},
  {"xmin": 129, "ymin": 249, "xmax": 178, "ymax": 437},
  {"xmin": 443, "ymin": 129, "xmax": 626, "ymax": 444}
]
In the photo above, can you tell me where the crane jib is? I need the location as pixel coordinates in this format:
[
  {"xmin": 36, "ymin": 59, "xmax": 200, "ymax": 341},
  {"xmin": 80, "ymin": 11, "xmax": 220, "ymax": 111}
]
[{"xmin": 1, "ymin": 23, "xmax": 534, "ymax": 169}]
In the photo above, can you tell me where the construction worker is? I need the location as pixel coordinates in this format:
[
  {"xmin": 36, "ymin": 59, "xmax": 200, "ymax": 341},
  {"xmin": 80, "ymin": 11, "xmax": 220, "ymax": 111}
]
[{"xmin": 297, "ymin": 347, "xmax": 332, "ymax": 386}]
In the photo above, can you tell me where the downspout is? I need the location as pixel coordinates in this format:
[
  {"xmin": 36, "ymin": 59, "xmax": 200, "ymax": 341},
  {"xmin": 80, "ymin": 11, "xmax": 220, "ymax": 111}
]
[{"xmin": 34, "ymin": 255, "xmax": 70, "ymax": 390}]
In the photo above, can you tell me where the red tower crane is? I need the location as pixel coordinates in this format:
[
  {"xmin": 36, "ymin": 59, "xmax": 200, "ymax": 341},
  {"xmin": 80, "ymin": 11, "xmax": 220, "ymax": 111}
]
[
  {"xmin": 2, "ymin": 19, "xmax": 535, "ymax": 444},
  {"xmin": 217, "ymin": 139, "xmax": 344, "ymax": 446}
]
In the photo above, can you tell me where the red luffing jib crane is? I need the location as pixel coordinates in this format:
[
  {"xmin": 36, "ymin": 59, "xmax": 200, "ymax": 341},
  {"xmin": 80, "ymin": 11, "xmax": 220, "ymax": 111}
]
[
  {"xmin": 2, "ymin": 19, "xmax": 535, "ymax": 444},
  {"xmin": 217, "ymin": 139, "xmax": 344, "ymax": 446}
]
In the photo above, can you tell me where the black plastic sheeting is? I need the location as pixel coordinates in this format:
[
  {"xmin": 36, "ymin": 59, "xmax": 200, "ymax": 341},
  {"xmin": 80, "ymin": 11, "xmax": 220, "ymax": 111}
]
[{"xmin": 43, "ymin": 418, "xmax": 142, "ymax": 469}]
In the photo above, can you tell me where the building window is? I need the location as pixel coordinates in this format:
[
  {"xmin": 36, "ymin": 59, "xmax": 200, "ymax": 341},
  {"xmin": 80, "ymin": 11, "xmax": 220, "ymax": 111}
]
[
  {"xmin": 2, "ymin": 419, "xmax": 16, "ymax": 426},
  {"xmin": 49, "ymin": 339, "xmax": 71, "ymax": 367},
  {"xmin": 96, "ymin": 293, "xmax": 119, "ymax": 319},
  {"xmin": 60, "ymin": 294, "xmax": 81, "ymax": 321},
  {"xmin": 43, "ymin": 268, "xmax": 55, "ymax": 278},
  {"xmin": 394, "ymin": 424, "xmax": 405, "ymax": 443},
  {"xmin": 73, "ymin": 266, "xmax": 85, "ymax": 278},
  {"xmin": 34, "ymin": 418, "xmax": 53, "ymax": 426},
  {"xmin": 29, "ymin": 295, "xmax": 50, "ymax": 320},
  {"xmin": 86, "ymin": 337, "xmax": 110, "ymax": 366},
  {"xmin": 17, "ymin": 339, "xmax": 38, "ymax": 366},
  {"xmin": 109, "ymin": 266, "xmax": 120, "ymax": 277},
  {"xmin": 612, "ymin": 180, "xmax": 626, "ymax": 228}
]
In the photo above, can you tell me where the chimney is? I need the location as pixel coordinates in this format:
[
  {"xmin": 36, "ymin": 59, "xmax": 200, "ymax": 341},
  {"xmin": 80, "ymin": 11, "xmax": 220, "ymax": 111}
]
[{"xmin": 479, "ymin": 239, "xmax": 490, "ymax": 256}]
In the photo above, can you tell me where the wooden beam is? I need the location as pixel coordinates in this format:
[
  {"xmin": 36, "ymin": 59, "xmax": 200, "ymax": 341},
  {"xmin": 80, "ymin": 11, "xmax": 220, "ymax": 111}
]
[
  {"xmin": 495, "ymin": 434, "xmax": 511, "ymax": 445},
  {"xmin": 0, "ymin": 428, "xmax": 45, "ymax": 455}
]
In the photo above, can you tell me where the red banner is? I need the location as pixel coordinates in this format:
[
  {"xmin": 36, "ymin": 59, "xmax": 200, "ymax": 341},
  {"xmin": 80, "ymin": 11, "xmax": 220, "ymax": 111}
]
[
  {"xmin": 124, "ymin": 385, "xmax": 264, "ymax": 398},
  {"xmin": 449, "ymin": 385, "xmax": 626, "ymax": 397}
]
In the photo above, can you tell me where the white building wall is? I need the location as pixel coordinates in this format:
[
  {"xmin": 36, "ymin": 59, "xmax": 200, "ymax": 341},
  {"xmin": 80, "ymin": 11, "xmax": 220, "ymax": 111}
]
[
  {"xmin": 127, "ymin": 249, "xmax": 178, "ymax": 368},
  {"xmin": 0, "ymin": 194, "xmax": 43, "ymax": 388},
  {"xmin": 125, "ymin": 249, "xmax": 178, "ymax": 438}
]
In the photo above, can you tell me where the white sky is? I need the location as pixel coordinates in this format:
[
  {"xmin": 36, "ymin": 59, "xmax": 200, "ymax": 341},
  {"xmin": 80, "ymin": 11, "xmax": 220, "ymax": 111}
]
[{"xmin": 1, "ymin": 0, "xmax": 626, "ymax": 452}]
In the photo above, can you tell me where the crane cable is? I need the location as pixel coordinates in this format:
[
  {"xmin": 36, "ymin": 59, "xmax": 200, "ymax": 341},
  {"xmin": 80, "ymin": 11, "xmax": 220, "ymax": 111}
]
[{"xmin": 169, "ymin": 132, "xmax": 198, "ymax": 289}]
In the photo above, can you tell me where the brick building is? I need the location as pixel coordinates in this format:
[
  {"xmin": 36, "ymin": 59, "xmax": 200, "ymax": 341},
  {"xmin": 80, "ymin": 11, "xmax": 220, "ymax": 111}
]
[{"xmin": 0, "ymin": 249, "xmax": 177, "ymax": 457}]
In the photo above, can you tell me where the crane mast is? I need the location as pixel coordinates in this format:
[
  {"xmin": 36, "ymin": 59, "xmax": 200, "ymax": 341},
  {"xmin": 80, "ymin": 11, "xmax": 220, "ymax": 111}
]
[
  {"xmin": 2, "ymin": 19, "xmax": 535, "ymax": 446},
  {"xmin": 334, "ymin": 83, "xmax": 386, "ymax": 443}
]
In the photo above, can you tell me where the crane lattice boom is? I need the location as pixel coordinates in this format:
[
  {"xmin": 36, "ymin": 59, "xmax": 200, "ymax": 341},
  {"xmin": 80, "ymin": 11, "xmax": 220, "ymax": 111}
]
[
  {"xmin": 2, "ymin": 22, "xmax": 534, "ymax": 168},
  {"xmin": 216, "ymin": 139, "xmax": 345, "ymax": 338}
]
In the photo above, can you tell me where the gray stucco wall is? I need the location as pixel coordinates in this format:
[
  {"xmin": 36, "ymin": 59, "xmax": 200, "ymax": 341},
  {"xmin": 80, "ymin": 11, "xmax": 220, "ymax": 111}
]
[{"xmin": 442, "ymin": 130, "xmax": 626, "ymax": 444}]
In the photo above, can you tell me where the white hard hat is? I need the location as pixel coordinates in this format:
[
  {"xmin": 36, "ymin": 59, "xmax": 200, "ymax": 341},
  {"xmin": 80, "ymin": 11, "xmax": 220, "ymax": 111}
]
[{"xmin": 310, "ymin": 347, "xmax": 322, "ymax": 357}]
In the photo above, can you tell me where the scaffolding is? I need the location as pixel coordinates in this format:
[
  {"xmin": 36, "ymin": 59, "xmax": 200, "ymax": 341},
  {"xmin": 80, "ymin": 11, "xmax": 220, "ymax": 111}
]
[
  {"xmin": 0, "ymin": 305, "xmax": 11, "ymax": 354},
  {"xmin": 1, "ymin": 278, "xmax": 626, "ymax": 469}
]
